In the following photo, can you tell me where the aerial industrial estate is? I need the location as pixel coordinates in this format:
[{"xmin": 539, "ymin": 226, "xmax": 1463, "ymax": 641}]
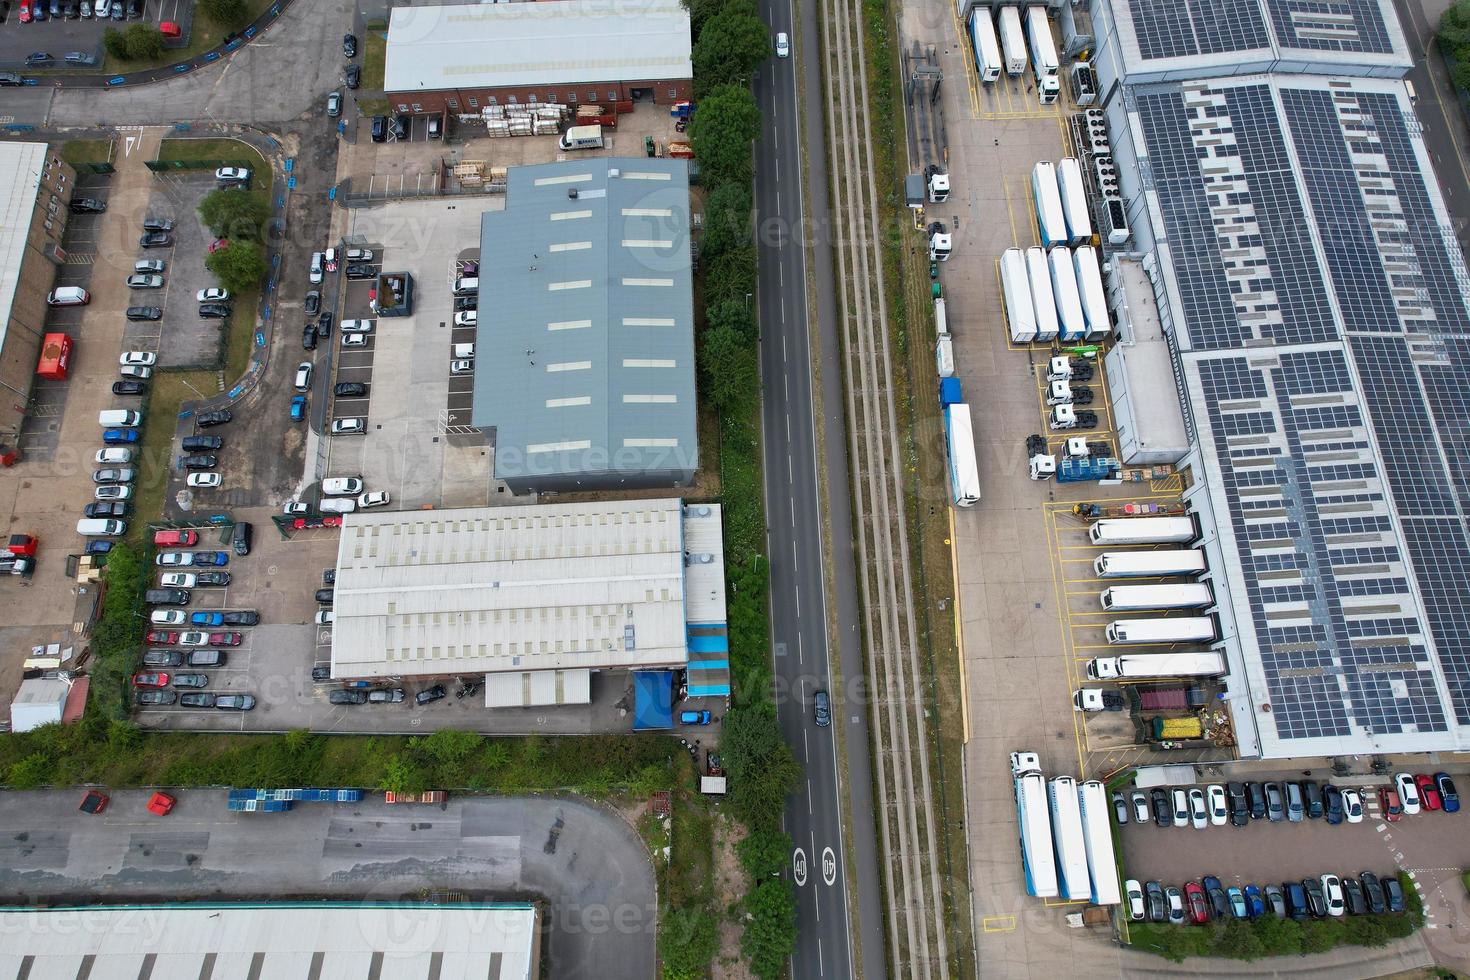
[{"xmin": 0, "ymin": 0, "xmax": 1468, "ymax": 975}]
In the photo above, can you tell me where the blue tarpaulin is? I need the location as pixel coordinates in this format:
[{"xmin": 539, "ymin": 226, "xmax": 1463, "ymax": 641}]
[{"xmin": 633, "ymin": 670, "xmax": 674, "ymax": 730}]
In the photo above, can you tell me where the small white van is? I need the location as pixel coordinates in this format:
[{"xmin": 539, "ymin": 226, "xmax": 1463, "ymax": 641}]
[
  {"xmin": 76, "ymin": 518, "xmax": 127, "ymax": 536},
  {"xmin": 47, "ymin": 286, "xmax": 91, "ymax": 307},
  {"xmin": 452, "ymin": 343, "xmax": 475, "ymax": 360},
  {"xmin": 322, "ymin": 477, "xmax": 363, "ymax": 496},
  {"xmin": 98, "ymin": 409, "xmax": 142, "ymax": 427},
  {"xmin": 452, "ymin": 277, "xmax": 479, "ymax": 296},
  {"xmin": 319, "ymin": 498, "xmax": 357, "ymax": 514}
]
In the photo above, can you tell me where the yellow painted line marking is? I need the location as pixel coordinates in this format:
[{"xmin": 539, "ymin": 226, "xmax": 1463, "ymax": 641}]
[
  {"xmin": 1003, "ymin": 176, "xmax": 1020, "ymax": 247},
  {"xmin": 948, "ymin": 506, "xmax": 971, "ymax": 744},
  {"xmin": 1043, "ymin": 896, "xmax": 1089, "ymax": 908},
  {"xmin": 981, "ymin": 915, "xmax": 1017, "ymax": 933}
]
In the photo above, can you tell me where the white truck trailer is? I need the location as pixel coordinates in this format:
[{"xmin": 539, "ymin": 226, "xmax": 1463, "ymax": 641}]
[
  {"xmin": 1100, "ymin": 583, "xmax": 1214, "ymax": 611},
  {"xmin": 1077, "ymin": 780, "xmax": 1122, "ymax": 906},
  {"xmin": 1087, "ymin": 515, "xmax": 1198, "ymax": 546},
  {"xmin": 1093, "ymin": 550, "xmax": 1207, "ymax": 578},
  {"xmin": 1025, "ymin": 246, "xmax": 1059, "ymax": 341},
  {"xmin": 1048, "ymin": 776, "xmax": 1090, "ymax": 901},
  {"xmin": 970, "ymin": 7, "xmax": 1002, "ymax": 82},
  {"xmin": 944, "ymin": 403, "xmax": 981, "ymax": 506},
  {"xmin": 1049, "ymin": 247, "xmax": 1085, "ymax": 341},
  {"xmin": 998, "ymin": 5, "xmax": 1027, "ymax": 76},
  {"xmin": 1085, "ymin": 651, "xmax": 1227, "ymax": 680},
  {"xmin": 1025, "ymin": 6, "xmax": 1060, "ymax": 103},
  {"xmin": 1001, "ymin": 247, "xmax": 1037, "ymax": 343},
  {"xmin": 936, "ymin": 333, "xmax": 955, "ymax": 378},
  {"xmin": 1073, "ymin": 246, "xmax": 1110, "ymax": 338},
  {"xmin": 1032, "ymin": 161, "xmax": 1067, "ymax": 248},
  {"xmin": 1056, "ymin": 158, "xmax": 1092, "ymax": 245},
  {"xmin": 1105, "ymin": 616, "xmax": 1219, "ymax": 645},
  {"xmin": 1010, "ymin": 751, "xmax": 1058, "ymax": 898}
]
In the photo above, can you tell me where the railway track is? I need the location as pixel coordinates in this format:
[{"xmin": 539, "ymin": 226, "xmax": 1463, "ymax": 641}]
[{"xmin": 817, "ymin": 0, "xmax": 952, "ymax": 975}]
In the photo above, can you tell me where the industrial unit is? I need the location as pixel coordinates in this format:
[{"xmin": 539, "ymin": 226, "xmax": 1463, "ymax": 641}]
[{"xmin": 473, "ymin": 158, "xmax": 698, "ymax": 493}]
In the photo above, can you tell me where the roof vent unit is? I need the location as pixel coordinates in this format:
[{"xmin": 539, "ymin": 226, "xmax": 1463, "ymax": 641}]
[
  {"xmin": 608, "ymin": 168, "xmax": 620, "ymax": 178},
  {"xmin": 568, "ymin": 188, "xmax": 579, "ymax": 199}
]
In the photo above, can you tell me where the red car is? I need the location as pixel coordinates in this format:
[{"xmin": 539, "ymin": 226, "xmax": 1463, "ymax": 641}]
[
  {"xmin": 209, "ymin": 631, "xmax": 243, "ymax": 646},
  {"xmin": 18, "ymin": 1, "xmax": 32, "ymax": 23},
  {"xmin": 79, "ymin": 790, "xmax": 108, "ymax": 815},
  {"xmin": 146, "ymin": 792, "xmax": 176, "ymax": 816},
  {"xmin": 146, "ymin": 630, "xmax": 180, "ymax": 645},
  {"xmin": 153, "ymin": 529, "xmax": 199, "ymax": 547},
  {"xmin": 1380, "ymin": 786, "xmax": 1403, "ymax": 822},
  {"xmin": 132, "ymin": 672, "xmax": 170, "ymax": 688},
  {"xmin": 208, "ymin": 238, "xmax": 229, "ymax": 254},
  {"xmin": 1416, "ymin": 774, "xmax": 1442, "ymax": 811},
  {"xmin": 1184, "ymin": 881, "xmax": 1210, "ymax": 924}
]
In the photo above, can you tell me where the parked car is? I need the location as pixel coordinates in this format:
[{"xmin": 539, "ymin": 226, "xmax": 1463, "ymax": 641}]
[
  {"xmin": 1343, "ymin": 788, "xmax": 1364, "ymax": 823},
  {"xmin": 1187, "ymin": 787, "xmax": 1207, "ymax": 829},
  {"xmin": 331, "ymin": 417, "xmax": 365, "ymax": 435},
  {"xmin": 142, "ymin": 650, "xmax": 184, "ymax": 668},
  {"xmin": 221, "ymin": 611, "xmax": 258, "ymax": 626},
  {"xmin": 358, "ymin": 491, "xmax": 390, "ymax": 508},
  {"xmin": 1435, "ymin": 773, "xmax": 1460, "ymax": 813},
  {"xmin": 1265, "ymin": 884, "xmax": 1286, "ymax": 919},
  {"xmin": 134, "ymin": 259, "xmax": 165, "ymax": 274},
  {"xmin": 1145, "ymin": 881, "xmax": 1167, "ymax": 923},
  {"xmin": 95, "ymin": 448, "xmax": 134, "ymax": 465},
  {"xmin": 215, "ymin": 166, "xmax": 251, "ymax": 184},
  {"xmin": 342, "ymin": 32, "xmax": 357, "ymax": 57},
  {"xmin": 146, "ymin": 630, "xmax": 179, "ymax": 645},
  {"xmin": 1383, "ymin": 876, "xmax": 1405, "ymax": 913},
  {"xmin": 290, "ymin": 395, "xmax": 307, "ymax": 421},
  {"xmin": 1184, "ymin": 881, "xmax": 1209, "ymax": 924},
  {"xmin": 1126, "ymin": 880, "xmax": 1146, "ymax": 922},
  {"xmin": 194, "ymin": 571, "xmax": 230, "ymax": 587},
  {"xmin": 1324, "ymin": 784, "xmax": 1344, "ymax": 825},
  {"xmin": 335, "ymin": 381, "xmax": 367, "ymax": 397},
  {"xmin": 1284, "ymin": 881, "xmax": 1309, "ymax": 920},
  {"xmin": 142, "ymin": 216, "xmax": 173, "ymax": 232},
  {"xmin": 139, "ymin": 231, "xmax": 172, "ymax": 248},
  {"xmin": 188, "ymin": 473, "xmax": 222, "ymax": 488},
  {"xmin": 232, "ymin": 522, "xmax": 252, "ymax": 556},
  {"xmin": 171, "ymin": 673, "xmax": 209, "ymax": 689},
  {"xmin": 136, "ymin": 690, "xmax": 177, "ymax": 706},
  {"xmin": 1131, "ymin": 791, "xmax": 1150, "ymax": 824},
  {"xmin": 295, "ymin": 362, "xmax": 313, "ymax": 391},
  {"xmin": 94, "ymin": 484, "xmax": 132, "ymax": 501},
  {"xmin": 179, "ymin": 454, "xmax": 217, "ymax": 470},
  {"xmin": 315, "ymin": 588, "xmax": 334, "ymax": 604},
  {"xmin": 188, "ymin": 649, "xmax": 226, "ymax": 667},
  {"xmin": 303, "ymin": 324, "xmax": 318, "ymax": 350},
  {"xmin": 1206, "ymin": 784, "xmax": 1228, "ymax": 826},
  {"xmin": 126, "ymin": 273, "xmax": 164, "ymax": 289},
  {"xmin": 1165, "ymin": 886, "xmax": 1185, "ymax": 925},
  {"xmin": 1203, "ymin": 876, "xmax": 1228, "ymax": 920},
  {"xmin": 345, "ymin": 263, "xmax": 378, "ymax": 279},
  {"xmin": 215, "ymin": 694, "xmax": 256, "ymax": 711},
  {"xmin": 345, "ymin": 65, "xmax": 360, "ymax": 89},
  {"xmin": 159, "ymin": 572, "xmax": 195, "ymax": 588},
  {"xmin": 1320, "ymin": 874, "xmax": 1345, "ymax": 917},
  {"xmin": 1285, "ymin": 781, "xmax": 1305, "ymax": 822},
  {"xmin": 181, "ymin": 435, "xmax": 221, "ymax": 451},
  {"xmin": 131, "ymin": 672, "xmax": 169, "ymax": 688},
  {"xmin": 180, "ymin": 693, "xmax": 216, "ymax": 708},
  {"xmin": 415, "ymin": 685, "xmax": 447, "ymax": 705},
  {"xmin": 1302, "ymin": 877, "xmax": 1327, "ymax": 918},
  {"xmin": 304, "ymin": 291, "xmax": 321, "ymax": 315},
  {"xmin": 1264, "ymin": 781, "xmax": 1285, "ymax": 822},
  {"xmin": 199, "ymin": 302, "xmax": 232, "ymax": 319},
  {"xmin": 154, "ymin": 529, "xmax": 198, "ymax": 547},
  {"xmin": 330, "ymin": 689, "xmax": 368, "ymax": 705},
  {"xmin": 189, "ymin": 551, "xmax": 230, "ymax": 566},
  {"xmin": 1380, "ymin": 785, "xmax": 1404, "ymax": 822},
  {"xmin": 195, "ymin": 410, "xmax": 232, "ymax": 427},
  {"xmin": 196, "ymin": 287, "xmax": 230, "ymax": 303},
  {"xmin": 1111, "ymin": 791, "xmax": 1129, "ymax": 825},
  {"xmin": 1227, "ymin": 886, "xmax": 1248, "ymax": 920},
  {"xmin": 189, "ymin": 612, "xmax": 223, "ymax": 627},
  {"xmin": 1342, "ymin": 877, "xmax": 1367, "ymax": 916},
  {"xmin": 93, "ymin": 467, "xmax": 136, "ymax": 484},
  {"xmin": 1303, "ymin": 780, "xmax": 1324, "ymax": 819},
  {"xmin": 85, "ymin": 501, "xmax": 129, "ymax": 518},
  {"xmin": 326, "ymin": 91, "xmax": 342, "ymax": 117},
  {"xmin": 317, "ymin": 312, "xmax": 333, "ymax": 337},
  {"xmin": 179, "ymin": 630, "xmax": 241, "ymax": 646},
  {"xmin": 126, "ymin": 306, "xmax": 162, "ymax": 321},
  {"xmin": 368, "ymin": 688, "xmax": 405, "ymax": 703},
  {"xmin": 322, "ymin": 477, "xmax": 363, "ymax": 495},
  {"xmin": 1415, "ymin": 773, "xmax": 1442, "ymax": 811},
  {"xmin": 1171, "ymin": 788, "xmax": 1188, "ymax": 828},
  {"xmin": 1150, "ymin": 787, "xmax": 1171, "ymax": 828},
  {"xmin": 120, "ymin": 351, "xmax": 157, "ymax": 367},
  {"xmin": 119, "ymin": 366, "xmax": 152, "ymax": 380},
  {"xmin": 1360, "ymin": 872, "xmax": 1386, "ymax": 914},
  {"xmin": 1395, "ymin": 773, "xmax": 1422, "ymax": 815},
  {"xmin": 102, "ymin": 428, "xmax": 139, "ymax": 445},
  {"xmin": 112, "ymin": 380, "xmax": 146, "ymax": 395}
]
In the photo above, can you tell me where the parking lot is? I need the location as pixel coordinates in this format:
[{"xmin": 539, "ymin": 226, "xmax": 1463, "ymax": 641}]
[
  {"xmin": 133, "ymin": 172, "xmax": 231, "ymax": 368},
  {"xmin": 0, "ymin": 0, "xmax": 194, "ymax": 71}
]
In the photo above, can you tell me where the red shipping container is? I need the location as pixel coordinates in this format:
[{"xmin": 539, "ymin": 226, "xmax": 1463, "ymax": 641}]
[{"xmin": 36, "ymin": 333, "xmax": 72, "ymax": 380}]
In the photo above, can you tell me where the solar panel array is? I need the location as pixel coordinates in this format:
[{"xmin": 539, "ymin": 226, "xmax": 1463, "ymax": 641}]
[
  {"xmin": 1126, "ymin": 0, "xmax": 1395, "ymax": 61},
  {"xmin": 1263, "ymin": 0, "xmax": 1395, "ymax": 52},
  {"xmin": 1137, "ymin": 77, "xmax": 1470, "ymax": 748}
]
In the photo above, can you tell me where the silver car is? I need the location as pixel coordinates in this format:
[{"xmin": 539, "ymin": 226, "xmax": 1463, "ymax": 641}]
[{"xmin": 126, "ymin": 274, "xmax": 165, "ymax": 289}]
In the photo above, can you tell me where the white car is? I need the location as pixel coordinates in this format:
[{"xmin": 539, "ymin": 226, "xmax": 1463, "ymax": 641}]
[
  {"xmin": 1206, "ymin": 784, "xmax": 1228, "ymax": 826},
  {"xmin": 322, "ymin": 477, "xmax": 363, "ymax": 496},
  {"xmin": 96, "ymin": 448, "xmax": 134, "ymax": 464},
  {"xmin": 179, "ymin": 631, "xmax": 213, "ymax": 646},
  {"xmin": 1395, "ymin": 772, "xmax": 1422, "ymax": 815},
  {"xmin": 315, "ymin": 610, "xmax": 335, "ymax": 625},
  {"xmin": 120, "ymin": 351, "xmax": 157, "ymax": 367},
  {"xmin": 197, "ymin": 287, "xmax": 230, "ymax": 303},
  {"xmin": 120, "ymin": 365, "xmax": 153, "ymax": 380},
  {"xmin": 187, "ymin": 472, "xmax": 222, "ymax": 488},
  {"xmin": 1321, "ymin": 874, "xmax": 1345, "ymax": 917},
  {"xmin": 95, "ymin": 485, "xmax": 133, "ymax": 501},
  {"xmin": 157, "ymin": 552, "xmax": 194, "ymax": 567},
  {"xmin": 342, "ymin": 333, "xmax": 368, "ymax": 348},
  {"xmin": 339, "ymin": 319, "xmax": 374, "ymax": 333},
  {"xmin": 294, "ymin": 362, "xmax": 313, "ymax": 391},
  {"xmin": 346, "ymin": 247, "xmax": 374, "ymax": 262},
  {"xmin": 161, "ymin": 572, "xmax": 197, "ymax": 588},
  {"xmin": 215, "ymin": 166, "xmax": 251, "ymax": 183},
  {"xmin": 331, "ymin": 418, "xmax": 365, "ymax": 435},
  {"xmin": 1125, "ymin": 879, "xmax": 1145, "ymax": 922},
  {"xmin": 319, "ymin": 498, "xmax": 356, "ymax": 514},
  {"xmin": 1188, "ymin": 787, "xmax": 1208, "ymax": 829},
  {"xmin": 1171, "ymin": 788, "xmax": 1189, "ymax": 828},
  {"xmin": 451, "ymin": 359, "xmax": 473, "ymax": 374},
  {"xmin": 1343, "ymin": 788, "xmax": 1363, "ymax": 824},
  {"xmin": 151, "ymin": 610, "xmax": 187, "ymax": 625},
  {"xmin": 775, "ymin": 31, "xmax": 789, "ymax": 57},
  {"xmin": 453, "ymin": 310, "xmax": 477, "ymax": 327},
  {"xmin": 283, "ymin": 501, "xmax": 310, "ymax": 515},
  {"xmin": 358, "ymin": 491, "xmax": 390, "ymax": 508},
  {"xmin": 310, "ymin": 251, "xmax": 324, "ymax": 284}
]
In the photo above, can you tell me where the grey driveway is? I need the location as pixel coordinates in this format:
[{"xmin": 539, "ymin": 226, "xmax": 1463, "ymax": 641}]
[{"xmin": 0, "ymin": 789, "xmax": 654, "ymax": 980}]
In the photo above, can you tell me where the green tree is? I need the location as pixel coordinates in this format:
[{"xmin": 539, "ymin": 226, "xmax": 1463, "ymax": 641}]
[
  {"xmin": 688, "ymin": 84, "xmax": 760, "ymax": 188},
  {"xmin": 197, "ymin": 188, "xmax": 271, "ymax": 242},
  {"xmin": 377, "ymin": 753, "xmax": 423, "ymax": 794},
  {"xmin": 658, "ymin": 906, "xmax": 719, "ymax": 980},
  {"xmin": 721, "ymin": 703, "xmax": 801, "ymax": 832},
  {"xmin": 736, "ymin": 827, "xmax": 792, "ymax": 880},
  {"xmin": 7, "ymin": 753, "xmax": 54, "ymax": 789},
  {"xmin": 1299, "ymin": 918, "xmax": 1345, "ymax": 954},
  {"xmin": 741, "ymin": 878, "xmax": 798, "ymax": 979},
  {"xmin": 704, "ymin": 297, "xmax": 757, "ymax": 340},
  {"xmin": 1343, "ymin": 914, "xmax": 1390, "ymax": 948},
  {"xmin": 699, "ymin": 325, "xmax": 758, "ymax": 414},
  {"xmin": 1251, "ymin": 912, "xmax": 1302, "ymax": 956},
  {"xmin": 1211, "ymin": 917, "xmax": 1265, "ymax": 960},
  {"xmin": 415, "ymin": 728, "xmax": 482, "ymax": 766},
  {"xmin": 704, "ymin": 244, "xmax": 757, "ymax": 311},
  {"xmin": 199, "ymin": 0, "xmax": 250, "ymax": 29},
  {"xmin": 701, "ymin": 182, "xmax": 754, "ymax": 262},
  {"xmin": 686, "ymin": 0, "xmax": 757, "ymax": 41},
  {"xmin": 693, "ymin": 8, "xmax": 772, "ymax": 96},
  {"xmin": 103, "ymin": 28, "xmax": 129, "ymax": 60},
  {"xmin": 124, "ymin": 24, "xmax": 165, "ymax": 60},
  {"xmin": 205, "ymin": 240, "xmax": 268, "ymax": 296}
]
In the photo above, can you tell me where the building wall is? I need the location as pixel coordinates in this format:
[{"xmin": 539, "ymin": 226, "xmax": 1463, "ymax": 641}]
[
  {"xmin": 387, "ymin": 77, "xmax": 693, "ymax": 116},
  {"xmin": 0, "ymin": 151, "xmax": 74, "ymax": 441},
  {"xmin": 500, "ymin": 459, "xmax": 696, "ymax": 497}
]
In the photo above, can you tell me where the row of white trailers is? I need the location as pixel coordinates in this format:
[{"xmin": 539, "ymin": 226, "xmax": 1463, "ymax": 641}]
[
  {"xmin": 1001, "ymin": 243, "xmax": 1109, "ymax": 343},
  {"xmin": 1011, "ymin": 753, "xmax": 1121, "ymax": 904},
  {"xmin": 968, "ymin": 5, "xmax": 1060, "ymax": 102}
]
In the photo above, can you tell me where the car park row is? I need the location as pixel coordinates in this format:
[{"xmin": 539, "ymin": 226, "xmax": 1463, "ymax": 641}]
[
  {"xmin": 1125, "ymin": 871, "xmax": 1407, "ymax": 925},
  {"xmin": 1116, "ymin": 773, "xmax": 1459, "ymax": 829}
]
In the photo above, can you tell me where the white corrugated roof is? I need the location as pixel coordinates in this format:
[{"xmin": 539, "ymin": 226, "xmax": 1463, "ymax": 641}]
[
  {"xmin": 385, "ymin": 2, "xmax": 692, "ymax": 94},
  {"xmin": 0, "ymin": 143, "xmax": 49, "ymax": 369}
]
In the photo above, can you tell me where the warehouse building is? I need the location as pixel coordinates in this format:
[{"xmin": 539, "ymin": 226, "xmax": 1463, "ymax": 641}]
[
  {"xmin": 0, "ymin": 902, "xmax": 539, "ymax": 978},
  {"xmin": 329, "ymin": 499, "xmax": 730, "ymax": 706},
  {"xmin": 473, "ymin": 159, "xmax": 697, "ymax": 494},
  {"xmin": 0, "ymin": 142, "xmax": 76, "ymax": 442},
  {"xmin": 384, "ymin": 1, "xmax": 692, "ymax": 116},
  {"xmin": 1091, "ymin": 0, "xmax": 1470, "ymax": 758}
]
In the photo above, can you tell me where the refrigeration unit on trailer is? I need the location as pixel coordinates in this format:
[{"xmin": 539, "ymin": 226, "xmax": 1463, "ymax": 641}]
[
  {"xmin": 998, "ymin": 5, "xmax": 1027, "ymax": 76},
  {"xmin": 1025, "ymin": 246, "xmax": 1059, "ymax": 341},
  {"xmin": 970, "ymin": 7, "xmax": 1002, "ymax": 82},
  {"xmin": 1048, "ymin": 776, "xmax": 1090, "ymax": 902},
  {"xmin": 1099, "ymin": 583, "xmax": 1214, "ymax": 611},
  {"xmin": 1077, "ymin": 780, "xmax": 1122, "ymax": 905},
  {"xmin": 1093, "ymin": 549, "xmax": 1207, "ymax": 578},
  {"xmin": 1085, "ymin": 651, "xmax": 1226, "ymax": 680},
  {"xmin": 1104, "ymin": 616, "xmax": 1219, "ymax": 645},
  {"xmin": 1087, "ymin": 515, "xmax": 1199, "ymax": 546},
  {"xmin": 1001, "ymin": 247, "xmax": 1037, "ymax": 343},
  {"xmin": 1048, "ymin": 247, "xmax": 1085, "ymax": 341},
  {"xmin": 944, "ymin": 403, "xmax": 981, "ymax": 507},
  {"xmin": 1009, "ymin": 752, "xmax": 1059, "ymax": 898},
  {"xmin": 936, "ymin": 333, "xmax": 955, "ymax": 378},
  {"xmin": 1073, "ymin": 246, "xmax": 1111, "ymax": 338},
  {"xmin": 1032, "ymin": 161, "xmax": 1067, "ymax": 248},
  {"xmin": 1056, "ymin": 158, "xmax": 1092, "ymax": 246},
  {"xmin": 934, "ymin": 297, "xmax": 948, "ymax": 337}
]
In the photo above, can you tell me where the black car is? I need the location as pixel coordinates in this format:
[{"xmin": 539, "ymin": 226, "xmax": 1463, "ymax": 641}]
[
  {"xmin": 302, "ymin": 325, "xmax": 317, "ymax": 350},
  {"xmin": 1324, "ymin": 784, "xmax": 1344, "ymax": 825},
  {"xmin": 0, "ymin": 73, "xmax": 25, "ymax": 86},
  {"xmin": 345, "ymin": 64, "xmax": 360, "ymax": 89},
  {"xmin": 813, "ymin": 690, "xmax": 831, "ymax": 727},
  {"xmin": 304, "ymin": 291, "xmax": 321, "ymax": 316},
  {"xmin": 392, "ymin": 116, "xmax": 408, "ymax": 141},
  {"xmin": 139, "ymin": 231, "xmax": 172, "ymax": 248},
  {"xmin": 454, "ymin": 296, "xmax": 477, "ymax": 313},
  {"xmin": 136, "ymin": 690, "xmax": 177, "ymax": 706},
  {"xmin": 1150, "ymin": 787, "xmax": 1171, "ymax": 827},
  {"xmin": 194, "ymin": 570, "xmax": 231, "ymax": 587},
  {"xmin": 1246, "ymin": 781, "xmax": 1267, "ymax": 819},
  {"xmin": 1227, "ymin": 781, "xmax": 1249, "ymax": 827},
  {"xmin": 221, "ymin": 610, "xmax": 258, "ymax": 626},
  {"xmin": 1303, "ymin": 780, "xmax": 1324, "ymax": 819},
  {"xmin": 85, "ymin": 540, "xmax": 113, "ymax": 556},
  {"xmin": 126, "ymin": 306, "xmax": 162, "ymax": 321},
  {"xmin": 171, "ymin": 673, "xmax": 209, "ymax": 689},
  {"xmin": 196, "ymin": 410, "xmax": 232, "ymax": 428},
  {"xmin": 1205, "ymin": 880, "xmax": 1229, "ymax": 920},
  {"xmin": 1342, "ymin": 877, "xmax": 1367, "ymax": 915},
  {"xmin": 315, "ymin": 588, "xmax": 335, "ymax": 604},
  {"xmin": 70, "ymin": 197, "xmax": 107, "ymax": 214},
  {"xmin": 181, "ymin": 435, "xmax": 221, "ymax": 452},
  {"xmin": 85, "ymin": 501, "xmax": 129, "ymax": 518},
  {"xmin": 1145, "ymin": 881, "xmax": 1167, "ymax": 923},
  {"xmin": 345, "ymin": 263, "xmax": 379, "ymax": 280},
  {"xmin": 180, "ymin": 692, "xmax": 215, "ymax": 708},
  {"xmin": 142, "ymin": 216, "xmax": 174, "ymax": 232},
  {"xmin": 1383, "ymin": 876, "xmax": 1405, "ymax": 913},
  {"xmin": 334, "ymin": 382, "xmax": 367, "ymax": 398},
  {"xmin": 144, "ymin": 588, "xmax": 190, "ymax": 606},
  {"xmin": 317, "ymin": 312, "xmax": 334, "ymax": 337},
  {"xmin": 1285, "ymin": 881, "xmax": 1309, "ymax": 920},
  {"xmin": 330, "ymin": 689, "xmax": 368, "ymax": 705},
  {"xmin": 232, "ymin": 521, "xmax": 252, "ymax": 556},
  {"xmin": 113, "ymin": 380, "xmax": 146, "ymax": 396},
  {"xmin": 143, "ymin": 649, "xmax": 184, "ymax": 668},
  {"xmin": 323, "ymin": 569, "xmax": 336, "ymax": 585},
  {"xmin": 343, "ymin": 33, "xmax": 358, "ymax": 58},
  {"xmin": 199, "ymin": 303, "xmax": 232, "ymax": 319},
  {"xmin": 1302, "ymin": 877, "xmax": 1327, "ymax": 917},
  {"xmin": 180, "ymin": 454, "xmax": 217, "ymax": 470},
  {"xmin": 415, "ymin": 685, "xmax": 447, "ymax": 705},
  {"xmin": 128, "ymin": 0, "xmax": 142, "ymax": 13},
  {"xmin": 312, "ymin": 664, "xmax": 332, "ymax": 682},
  {"xmin": 1360, "ymin": 872, "xmax": 1386, "ymax": 914},
  {"xmin": 109, "ymin": 0, "xmax": 122, "ymax": 18},
  {"xmin": 371, "ymin": 116, "xmax": 388, "ymax": 142}
]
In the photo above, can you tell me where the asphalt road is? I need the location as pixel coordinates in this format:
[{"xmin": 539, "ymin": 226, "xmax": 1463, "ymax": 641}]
[
  {"xmin": 755, "ymin": 0, "xmax": 887, "ymax": 974},
  {"xmin": 0, "ymin": 789, "xmax": 654, "ymax": 980}
]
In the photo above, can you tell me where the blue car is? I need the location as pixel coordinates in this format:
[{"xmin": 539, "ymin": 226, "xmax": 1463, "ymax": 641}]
[
  {"xmin": 103, "ymin": 428, "xmax": 141, "ymax": 445},
  {"xmin": 1227, "ymin": 886, "xmax": 1248, "ymax": 919},
  {"xmin": 1244, "ymin": 884, "xmax": 1265, "ymax": 918},
  {"xmin": 190, "ymin": 612, "xmax": 224, "ymax": 627},
  {"xmin": 290, "ymin": 394, "xmax": 306, "ymax": 421},
  {"xmin": 1436, "ymin": 773, "xmax": 1460, "ymax": 813},
  {"xmin": 190, "ymin": 551, "xmax": 230, "ymax": 566}
]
